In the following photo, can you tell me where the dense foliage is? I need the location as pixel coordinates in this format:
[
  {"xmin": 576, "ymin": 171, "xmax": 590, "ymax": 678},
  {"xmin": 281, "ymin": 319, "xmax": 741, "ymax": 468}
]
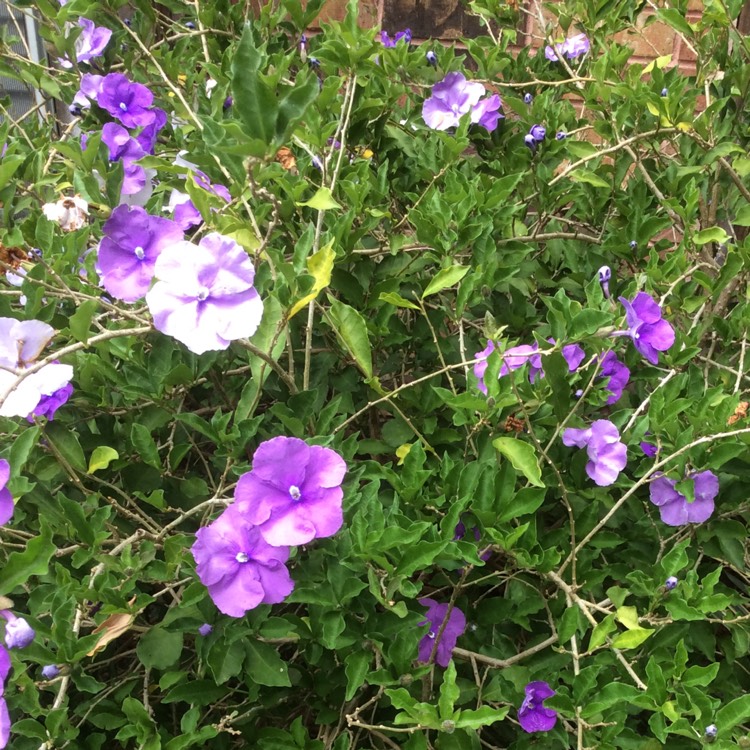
[{"xmin": 1, "ymin": 0, "xmax": 750, "ymax": 748}]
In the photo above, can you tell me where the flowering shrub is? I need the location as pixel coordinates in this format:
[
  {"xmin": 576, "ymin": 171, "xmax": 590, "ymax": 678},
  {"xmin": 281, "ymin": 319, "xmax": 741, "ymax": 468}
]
[{"xmin": 0, "ymin": 0, "xmax": 749, "ymax": 748}]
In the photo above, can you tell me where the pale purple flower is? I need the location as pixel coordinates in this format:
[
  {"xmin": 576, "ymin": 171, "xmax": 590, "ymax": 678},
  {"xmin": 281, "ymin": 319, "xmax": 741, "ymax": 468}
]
[
  {"xmin": 381, "ymin": 29, "xmax": 411, "ymax": 47},
  {"xmin": 563, "ymin": 419, "xmax": 627, "ymax": 486},
  {"xmin": 545, "ymin": 33, "xmax": 590, "ymax": 61},
  {"xmin": 473, "ymin": 340, "xmax": 495, "ymax": 394},
  {"xmin": 649, "ymin": 470, "xmax": 718, "ymax": 526},
  {"xmin": 97, "ymin": 205, "xmax": 183, "ymax": 302},
  {"xmin": 421, "ymin": 72, "xmax": 485, "ymax": 131},
  {"xmin": 146, "ymin": 233, "xmax": 263, "ymax": 354},
  {"xmin": 73, "ymin": 73, "xmax": 103, "ymax": 109},
  {"xmin": 0, "ymin": 319, "xmax": 73, "ymax": 418},
  {"xmin": 97, "ymin": 73, "xmax": 157, "ymax": 129},
  {"xmin": 417, "ymin": 598, "xmax": 466, "ymax": 667},
  {"xmin": 166, "ymin": 172, "xmax": 230, "ymax": 231},
  {"xmin": 0, "ymin": 460, "xmax": 12, "ymax": 526},
  {"xmin": 41, "ymin": 664, "xmax": 60, "ymax": 679},
  {"xmin": 665, "ymin": 576, "xmax": 678, "ymax": 591},
  {"xmin": 470, "ymin": 93, "xmax": 503, "ymax": 132},
  {"xmin": 101, "ymin": 123, "xmax": 147, "ymax": 196},
  {"xmin": 598, "ymin": 351, "xmax": 630, "ymax": 404},
  {"xmin": 528, "ymin": 341, "xmax": 585, "ymax": 383},
  {"xmin": 529, "ymin": 124, "xmax": 546, "ymax": 142},
  {"xmin": 197, "ymin": 623, "xmax": 213, "ymax": 637},
  {"xmin": 524, "ymin": 133, "xmax": 537, "ymax": 152},
  {"xmin": 27, "ymin": 381, "xmax": 73, "ymax": 422},
  {"xmin": 1, "ymin": 611, "xmax": 35, "ymax": 649},
  {"xmin": 618, "ymin": 292, "xmax": 675, "ymax": 364},
  {"xmin": 518, "ymin": 681, "xmax": 557, "ymax": 733},
  {"xmin": 74, "ymin": 18, "xmax": 112, "ymax": 64},
  {"xmin": 598, "ymin": 265, "xmax": 611, "ymax": 298},
  {"xmin": 235, "ymin": 436, "xmax": 347, "ymax": 547},
  {"xmin": 191, "ymin": 505, "xmax": 294, "ymax": 618}
]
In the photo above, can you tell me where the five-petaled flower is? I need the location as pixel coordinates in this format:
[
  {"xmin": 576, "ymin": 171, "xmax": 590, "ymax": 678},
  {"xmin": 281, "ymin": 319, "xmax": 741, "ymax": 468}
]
[
  {"xmin": 234, "ymin": 437, "xmax": 347, "ymax": 547},
  {"xmin": 618, "ymin": 292, "xmax": 675, "ymax": 364},
  {"xmin": 518, "ymin": 681, "xmax": 558, "ymax": 732},
  {"xmin": 417, "ymin": 598, "xmax": 466, "ymax": 667},
  {"xmin": 191, "ymin": 505, "xmax": 294, "ymax": 618},
  {"xmin": 97, "ymin": 73, "xmax": 157, "ymax": 129},
  {"xmin": 648, "ymin": 470, "xmax": 719, "ymax": 526},
  {"xmin": 422, "ymin": 72, "xmax": 502, "ymax": 133},
  {"xmin": 563, "ymin": 419, "xmax": 627, "ymax": 486}
]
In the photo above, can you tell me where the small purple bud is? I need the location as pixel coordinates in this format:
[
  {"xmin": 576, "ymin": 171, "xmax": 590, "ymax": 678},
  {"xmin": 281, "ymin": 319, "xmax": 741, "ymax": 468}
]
[
  {"xmin": 198, "ymin": 623, "xmax": 213, "ymax": 636},
  {"xmin": 664, "ymin": 576, "xmax": 678, "ymax": 591},
  {"xmin": 223, "ymin": 96, "xmax": 233, "ymax": 109},
  {"xmin": 529, "ymin": 124, "xmax": 546, "ymax": 142},
  {"xmin": 426, "ymin": 50, "xmax": 437, "ymax": 66},
  {"xmin": 598, "ymin": 265, "xmax": 611, "ymax": 299},
  {"xmin": 704, "ymin": 725, "xmax": 718, "ymax": 740},
  {"xmin": 300, "ymin": 34, "xmax": 307, "ymax": 47},
  {"xmin": 524, "ymin": 133, "xmax": 537, "ymax": 152},
  {"xmin": 69, "ymin": 103, "xmax": 83, "ymax": 117},
  {"xmin": 185, "ymin": 21, "xmax": 196, "ymax": 30},
  {"xmin": 2, "ymin": 613, "xmax": 36, "ymax": 649},
  {"xmin": 308, "ymin": 57, "xmax": 320, "ymax": 69},
  {"xmin": 556, "ymin": 131, "xmax": 567, "ymax": 140},
  {"xmin": 42, "ymin": 664, "xmax": 61, "ymax": 679},
  {"xmin": 629, "ymin": 240, "xmax": 637, "ymax": 250},
  {"xmin": 523, "ymin": 93, "xmax": 533, "ymax": 104},
  {"xmin": 661, "ymin": 87, "xmax": 668, "ymax": 97},
  {"xmin": 124, "ymin": 18, "xmax": 132, "ymax": 27}
]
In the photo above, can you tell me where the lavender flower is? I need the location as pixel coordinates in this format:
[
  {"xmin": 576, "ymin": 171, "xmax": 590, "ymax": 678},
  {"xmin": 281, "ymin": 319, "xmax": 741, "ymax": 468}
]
[
  {"xmin": 529, "ymin": 124, "xmax": 546, "ymax": 142},
  {"xmin": 470, "ymin": 94, "xmax": 502, "ymax": 132},
  {"xmin": 0, "ymin": 460, "xmax": 12, "ymax": 526},
  {"xmin": 545, "ymin": 33, "xmax": 590, "ymax": 61},
  {"xmin": 135, "ymin": 108, "xmax": 167, "ymax": 154},
  {"xmin": 524, "ymin": 133, "xmax": 537, "ymax": 152},
  {"xmin": 0, "ymin": 319, "xmax": 73, "ymax": 419},
  {"xmin": 97, "ymin": 205, "xmax": 183, "ymax": 302},
  {"xmin": 97, "ymin": 73, "xmax": 157, "ymax": 129},
  {"xmin": 523, "ymin": 93, "xmax": 533, "ymax": 104},
  {"xmin": 146, "ymin": 233, "xmax": 263, "ymax": 354},
  {"xmin": 518, "ymin": 681, "xmax": 557, "ymax": 732},
  {"xmin": 234, "ymin": 437, "xmax": 347, "ymax": 547},
  {"xmin": 556, "ymin": 131, "xmax": 567, "ymax": 140},
  {"xmin": 563, "ymin": 419, "xmax": 627, "ymax": 486},
  {"xmin": 648, "ymin": 470, "xmax": 719, "ymax": 526},
  {"xmin": 1, "ymin": 611, "xmax": 35, "ymax": 649},
  {"xmin": 665, "ymin": 576, "xmax": 678, "ymax": 591},
  {"xmin": 417, "ymin": 598, "xmax": 466, "ymax": 667},
  {"xmin": 191, "ymin": 505, "xmax": 294, "ymax": 618},
  {"xmin": 73, "ymin": 18, "xmax": 112, "ymax": 64},
  {"xmin": 426, "ymin": 50, "xmax": 437, "ymax": 66},
  {"xmin": 381, "ymin": 28, "xmax": 411, "ymax": 47},
  {"xmin": 28, "ymin": 381, "xmax": 73, "ymax": 422},
  {"xmin": 73, "ymin": 73, "xmax": 103, "ymax": 109},
  {"xmin": 101, "ymin": 123, "xmax": 147, "ymax": 196},
  {"xmin": 166, "ymin": 170, "xmax": 230, "ymax": 230},
  {"xmin": 598, "ymin": 265, "xmax": 611, "ymax": 298},
  {"xmin": 598, "ymin": 351, "xmax": 630, "ymax": 404},
  {"xmin": 473, "ymin": 340, "xmax": 495, "ymax": 395},
  {"xmin": 41, "ymin": 664, "xmax": 60, "ymax": 679},
  {"xmin": 422, "ymin": 72, "xmax": 502, "ymax": 133},
  {"xmin": 197, "ymin": 623, "xmax": 213, "ymax": 637},
  {"xmin": 618, "ymin": 292, "xmax": 675, "ymax": 364}
]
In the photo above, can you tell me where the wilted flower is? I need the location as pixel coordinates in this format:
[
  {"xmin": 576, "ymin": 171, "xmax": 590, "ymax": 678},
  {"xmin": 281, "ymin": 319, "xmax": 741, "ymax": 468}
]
[
  {"xmin": 563, "ymin": 419, "xmax": 627, "ymax": 486},
  {"xmin": 518, "ymin": 681, "xmax": 557, "ymax": 733},
  {"xmin": 648, "ymin": 470, "xmax": 719, "ymax": 526},
  {"xmin": 381, "ymin": 28, "xmax": 411, "ymax": 47},
  {"xmin": 1, "ymin": 611, "xmax": 35, "ymax": 649},
  {"xmin": 417, "ymin": 598, "xmax": 466, "ymax": 667},
  {"xmin": 0, "ymin": 460, "xmax": 12, "ymax": 526},
  {"xmin": 234, "ymin": 436, "xmax": 347, "ymax": 547},
  {"xmin": 0, "ymin": 319, "xmax": 73, "ymax": 419},
  {"xmin": 73, "ymin": 18, "xmax": 112, "ymax": 64},
  {"xmin": 422, "ymin": 72, "xmax": 502, "ymax": 133},
  {"xmin": 665, "ymin": 576, "xmax": 678, "ymax": 591},
  {"xmin": 146, "ymin": 233, "xmax": 263, "ymax": 354},
  {"xmin": 598, "ymin": 351, "xmax": 630, "ymax": 404},
  {"xmin": 192, "ymin": 505, "xmax": 294, "ymax": 618},
  {"xmin": 598, "ymin": 265, "xmax": 611, "ymax": 298},
  {"xmin": 42, "ymin": 196, "xmax": 89, "ymax": 231},
  {"xmin": 618, "ymin": 292, "xmax": 675, "ymax": 364},
  {"xmin": 41, "ymin": 664, "xmax": 61, "ymax": 679},
  {"xmin": 97, "ymin": 73, "xmax": 157, "ymax": 129},
  {"xmin": 197, "ymin": 623, "xmax": 213, "ymax": 637},
  {"xmin": 426, "ymin": 50, "xmax": 437, "ymax": 66},
  {"xmin": 97, "ymin": 205, "xmax": 183, "ymax": 302},
  {"xmin": 28, "ymin": 381, "xmax": 73, "ymax": 422},
  {"xmin": 545, "ymin": 33, "xmax": 590, "ymax": 61}
]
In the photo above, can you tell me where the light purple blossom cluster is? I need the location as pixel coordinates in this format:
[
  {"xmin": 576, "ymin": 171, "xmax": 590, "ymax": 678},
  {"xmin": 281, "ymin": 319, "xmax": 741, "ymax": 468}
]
[
  {"xmin": 545, "ymin": 33, "xmax": 590, "ymax": 61},
  {"xmin": 525, "ymin": 124, "xmax": 546, "ymax": 153},
  {"xmin": 422, "ymin": 72, "xmax": 503, "ymax": 133},
  {"xmin": 649, "ymin": 470, "xmax": 719, "ymax": 526},
  {"xmin": 192, "ymin": 437, "xmax": 347, "ymax": 617},
  {"xmin": 381, "ymin": 28, "xmax": 411, "ymax": 47},
  {"xmin": 618, "ymin": 292, "xmax": 675, "ymax": 364},
  {"xmin": 563, "ymin": 419, "xmax": 627, "ymax": 486}
]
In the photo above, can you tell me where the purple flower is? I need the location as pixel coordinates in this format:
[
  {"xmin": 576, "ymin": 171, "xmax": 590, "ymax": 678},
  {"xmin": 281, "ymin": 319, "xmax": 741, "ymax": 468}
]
[
  {"xmin": 197, "ymin": 623, "xmax": 213, "ymax": 637},
  {"xmin": 1, "ymin": 611, "xmax": 35, "ymax": 649},
  {"xmin": 563, "ymin": 419, "xmax": 627, "ymax": 486},
  {"xmin": 529, "ymin": 124, "xmax": 546, "ymax": 142},
  {"xmin": 417, "ymin": 598, "xmax": 466, "ymax": 667},
  {"xmin": 523, "ymin": 93, "xmax": 533, "ymax": 104},
  {"xmin": 641, "ymin": 439, "xmax": 657, "ymax": 457},
  {"xmin": 422, "ymin": 72, "xmax": 491, "ymax": 132},
  {"xmin": 27, "ymin": 381, "xmax": 73, "ymax": 422},
  {"xmin": 524, "ymin": 133, "xmax": 537, "ymax": 152},
  {"xmin": 426, "ymin": 50, "xmax": 437, "ymax": 66},
  {"xmin": 0, "ymin": 646, "xmax": 8, "ymax": 748},
  {"xmin": 556, "ymin": 131, "xmax": 567, "ymax": 140},
  {"xmin": 470, "ymin": 93, "xmax": 503, "ymax": 132},
  {"xmin": 454, "ymin": 520, "xmax": 491, "ymax": 561},
  {"xmin": 97, "ymin": 73, "xmax": 157, "ymax": 129},
  {"xmin": 191, "ymin": 505, "xmax": 294, "ymax": 618},
  {"xmin": 0, "ymin": 319, "xmax": 73, "ymax": 419},
  {"xmin": 98, "ymin": 205, "xmax": 183, "ymax": 302},
  {"xmin": 101, "ymin": 123, "xmax": 147, "ymax": 196},
  {"xmin": 648, "ymin": 470, "xmax": 719, "ymax": 526},
  {"xmin": 73, "ymin": 73, "xmax": 103, "ymax": 109},
  {"xmin": 166, "ymin": 171, "xmax": 231, "ymax": 231},
  {"xmin": 518, "ymin": 681, "xmax": 557, "ymax": 733},
  {"xmin": 528, "ymin": 341, "xmax": 585, "ymax": 383},
  {"xmin": 0, "ymin": 461, "xmax": 12, "ymax": 527},
  {"xmin": 618, "ymin": 292, "xmax": 675, "ymax": 364},
  {"xmin": 146, "ymin": 233, "xmax": 263, "ymax": 354},
  {"xmin": 41, "ymin": 664, "xmax": 60, "ymax": 679},
  {"xmin": 545, "ymin": 33, "xmax": 590, "ymax": 61},
  {"xmin": 665, "ymin": 576, "xmax": 678, "ymax": 591},
  {"xmin": 234, "ymin": 437, "xmax": 347, "ymax": 547},
  {"xmin": 74, "ymin": 18, "xmax": 112, "ymax": 64},
  {"xmin": 598, "ymin": 351, "xmax": 630, "ymax": 404},
  {"xmin": 598, "ymin": 265, "xmax": 611, "ymax": 299},
  {"xmin": 135, "ymin": 108, "xmax": 167, "ymax": 154},
  {"xmin": 473, "ymin": 340, "xmax": 495, "ymax": 395},
  {"xmin": 381, "ymin": 28, "xmax": 411, "ymax": 47}
]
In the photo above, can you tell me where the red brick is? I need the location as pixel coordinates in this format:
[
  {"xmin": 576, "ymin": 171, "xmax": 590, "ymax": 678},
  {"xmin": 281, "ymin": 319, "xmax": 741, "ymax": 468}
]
[
  {"xmin": 309, "ymin": 0, "xmax": 381, "ymax": 27},
  {"xmin": 613, "ymin": 14, "xmax": 675, "ymax": 57}
]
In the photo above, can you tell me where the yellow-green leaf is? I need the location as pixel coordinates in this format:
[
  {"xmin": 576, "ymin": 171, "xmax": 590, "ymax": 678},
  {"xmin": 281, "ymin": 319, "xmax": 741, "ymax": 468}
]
[
  {"xmin": 641, "ymin": 55, "xmax": 672, "ymax": 75},
  {"xmin": 88, "ymin": 446, "xmax": 120, "ymax": 474},
  {"xmin": 297, "ymin": 187, "xmax": 341, "ymax": 211},
  {"xmin": 379, "ymin": 292, "xmax": 420, "ymax": 310},
  {"xmin": 615, "ymin": 605, "xmax": 640, "ymax": 631},
  {"xmin": 492, "ymin": 437, "xmax": 544, "ymax": 488},
  {"xmin": 288, "ymin": 242, "xmax": 335, "ymax": 319},
  {"xmin": 422, "ymin": 265, "xmax": 469, "ymax": 299},
  {"xmin": 611, "ymin": 627, "xmax": 653, "ymax": 649},
  {"xmin": 569, "ymin": 169, "xmax": 611, "ymax": 189}
]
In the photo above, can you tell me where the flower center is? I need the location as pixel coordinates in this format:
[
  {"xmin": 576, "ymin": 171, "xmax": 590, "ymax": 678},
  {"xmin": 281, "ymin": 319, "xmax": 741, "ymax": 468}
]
[
  {"xmin": 119, "ymin": 102, "xmax": 128, "ymax": 111},
  {"xmin": 235, "ymin": 552, "xmax": 249, "ymax": 563},
  {"xmin": 427, "ymin": 630, "xmax": 436, "ymax": 639},
  {"xmin": 134, "ymin": 246, "xmax": 145, "ymax": 260},
  {"xmin": 289, "ymin": 485, "xmax": 302, "ymax": 501},
  {"xmin": 197, "ymin": 290, "xmax": 209, "ymax": 302}
]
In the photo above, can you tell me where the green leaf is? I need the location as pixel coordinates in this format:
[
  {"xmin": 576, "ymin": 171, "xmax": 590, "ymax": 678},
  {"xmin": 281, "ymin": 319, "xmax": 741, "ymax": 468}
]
[
  {"xmin": 438, "ymin": 662, "xmax": 460, "ymax": 719},
  {"xmin": 344, "ymin": 651, "xmax": 370, "ymax": 701},
  {"xmin": 455, "ymin": 706, "xmax": 509, "ymax": 730},
  {"xmin": 569, "ymin": 169, "xmax": 611, "ymax": 188},
  {"xmin": 588, "ymin": 614, "xmax": 616, "ymax": 651},
  {"xmin": 245, "ymin": 641, "xmax": 291, "ymax": 687},
  {"xmin": 0, "ymin": 155, "xmax": 25, "ymax": 190},
  {"xmin": 275, "ymin": 71, "xmax": 320, "ymax": 147},
  {"xmin": 559, "ymin": 607, "xmax": 582, "ymax": 644},
  {"xmin": 88, "ymin": 446, "xmax": 119, "ymax": 474},
  {"xmin": 492, "ymin": 437, "xmax": 544, "ymax": 488},
  {"xmin": 208, "ymin": 641, "xmax": 245, "ymax": 684},
  {"xmin": 9, "ymin": 426, "xmax": 41, "ymax": 475},
  {"xmin": 297, "ymin": 187, "xmax": 342, "ymax": 211},
  {"xmin": 379, "ymin": 292, "xmax": 420, "ymax": 310},
  {"xmin": 0, "ymin": 523, "xmax": 56, "ymax": 595},
  {"xmin": 327, "ymin": 297, "xmax": 373, "ymax": 378},
  {"xmin": 45, "ymin": 422, "xmax": 86, "ymax": 473},
  {"xmin": 715, "ymin": 694, "xmax": 750, "ymax": 735},
  {"xmin": 682, "ymin": 663, "xmax": 720, "ymax": 687},
  {"xmin": 422, "ymin": 265, "xmax": 470, "ymax": 299},
  {"xmin": 131, "ymin": 423, "xmax": 161, "ymax": 470},
  {"xmin": 398, "ymin": 541, "xmax": 450, "ymax": 576},
  {"xmin": 615, "ymin": 606, "xmax": 640, "ymax": 631},
  {"xmin": 137, "ymin": 628, "xmax": 184, "ymax": 670},
  {"xmin": 611, "ymin": 627, "xmax": 654, "ymax": 649},
  {"xmin": 69, "ymin": 299, "xmax": 99, "ymax": 343},
  {"xmin": 693, "ymin": 226, "xmax": 729, "ymax": 245}
]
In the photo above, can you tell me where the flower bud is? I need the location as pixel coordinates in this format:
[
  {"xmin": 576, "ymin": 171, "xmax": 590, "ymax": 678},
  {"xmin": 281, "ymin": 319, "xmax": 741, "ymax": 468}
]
[
  {"xmin": 665, "ymin": 576, "xmax": 678, "ymax": 591},
  {"xmin": 198, "ymin": 623, "xmax": 213, "ymax": 636},
  {"xmin": 598, "ymin": 265, "xmax": 611, "ymax": 299},
  {"xmin": 661, "ymin": 87, "xmax": 668, "ymax": 97},
  {"xmin": 705, "ymin": 725, "xmax": 718, "ymax": 742},
  {"xmin": 426, "ymin": 51, "xmax": 437, "ymax": 66},
  {"xmin": 529, "ymin": 124, "xmax": 546, "ymax": 142},
  {"xmin": 524, "ymin": 134, "xmax": 536, "ymax": 152},
  {"xmin": 629, "ymin": 240, "xmax": 637, "ymax": 250},
  {"xmin": 523, "ymin": 93, "xmax": 533, "ymax": 104},
  {"xmin": 185, "ymin": 21, "xmax": 196, "ymax": 29},
  {"xmin": 42, "ymin": 665, "xmax": 61, "ymax": 679},
  {"xmin": 556, "ymin": 131, "xmax": 567, "ymax": 140}
]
